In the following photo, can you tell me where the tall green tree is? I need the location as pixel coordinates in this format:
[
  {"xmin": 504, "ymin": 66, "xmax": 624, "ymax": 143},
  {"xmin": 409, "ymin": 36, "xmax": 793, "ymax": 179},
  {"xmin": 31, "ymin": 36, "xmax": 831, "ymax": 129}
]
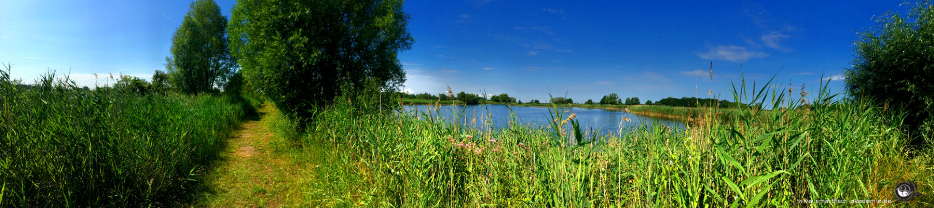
[
  {"xmin": 599, "ymin": 93, "xmax": 620, "ymax": 105},
  {"xmin": 170, "ymin": 0, "xmax": 235, "ymax": 94},
  {"xmin": 846, "ymin": 0, "xmax": 934, "ymax": 138},
  {"xmin": 229, "ymin": 0, "xmax": 413, "ymax": 121}
]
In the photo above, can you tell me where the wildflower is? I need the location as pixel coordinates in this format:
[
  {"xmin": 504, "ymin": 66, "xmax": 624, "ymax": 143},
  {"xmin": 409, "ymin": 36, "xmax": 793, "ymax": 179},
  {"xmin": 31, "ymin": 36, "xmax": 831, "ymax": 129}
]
[
  {"xmin": 518, "ymin": 142, "xmax": 525, "ymax": 147},
  {"xmin": 487, "ymin": 138, "xmax": 497, "ymax": 143},
  {"xmin": 473, "ymin": 148, "xmax": 482, "ymax": 154},
  {"xmin": 466, "ymin": 135, "xmax": 473, "ymax": 139},
  {"xmin": 668, "ymin": 160, "xmax": 673, "ymax": 165}
]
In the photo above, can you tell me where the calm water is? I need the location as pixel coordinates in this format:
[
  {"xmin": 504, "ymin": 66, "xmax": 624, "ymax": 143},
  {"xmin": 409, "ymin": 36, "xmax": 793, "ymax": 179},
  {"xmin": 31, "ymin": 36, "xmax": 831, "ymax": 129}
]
[{"xmin": 402, "ymin": 104, "xmax": 685, "ymax": 136}]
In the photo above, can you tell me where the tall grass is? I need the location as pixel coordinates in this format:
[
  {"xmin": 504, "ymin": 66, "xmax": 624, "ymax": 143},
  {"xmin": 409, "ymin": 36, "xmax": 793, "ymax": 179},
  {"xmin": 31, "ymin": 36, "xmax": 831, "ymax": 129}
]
[
  {"xmin": 284, "ymin": 75, "xmax": 932, "ymax": 206},
  {"xmin": 0, "ymin": 65, "xmax": 250, "ymax": 207}
]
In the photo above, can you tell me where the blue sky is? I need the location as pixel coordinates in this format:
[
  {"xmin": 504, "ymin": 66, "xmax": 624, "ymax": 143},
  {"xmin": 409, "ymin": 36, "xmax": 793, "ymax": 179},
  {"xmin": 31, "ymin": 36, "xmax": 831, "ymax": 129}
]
[{"xmin": 0, "ymin": 0, "xmax": 906, "ymax": 103}]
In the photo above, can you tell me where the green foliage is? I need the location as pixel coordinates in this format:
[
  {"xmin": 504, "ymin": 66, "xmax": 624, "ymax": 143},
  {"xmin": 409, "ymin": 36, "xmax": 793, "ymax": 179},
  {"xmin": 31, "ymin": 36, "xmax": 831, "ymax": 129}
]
[
  {"xmin": 151, "ymin": 70, "xmax": 172, "ymax": 94},
  {"xmin": 585, "ymin": 99, "xmax": 594, "ymax": 105},
  {"xmin": 170, "ymin": 0, "xmax": 235, "ymax": 95},
  {"xmin": 624, "ymin": 97, "xmax": 641, "ymax": 105},
  {"xmin": 490, "ymin": 93, "xmax": 516, "ymax": 103},
  {"xmin": 599, "ymin": 93, "xmax": 620, "ymax": 105},
  {"xmin": 285, "ymin": 71, "xmax": 932, "ymax": 207},
  {"xmin": 228, "ymin": 0, "xmax": 413, "ymax": 125},
  {"xmin": 846, "ymin": 0, "xmax": 934, "ymax": 140},
  {"xmin": 115, "ymin": 75, "xmax": 150, "ymax": 96},
  {"xmin": 657, "ymin": 96, "xmax": 740, "ymax": 108},
  {"xmin": 0, "ymin": 67, "xmax": 249, "ymax": 206},
  {"xmin": 550, "ymin": 96, "xmax": 574, "ymax": 104},
  {"xmin": 456, "ymin": 91, "xmax": 481, "ymax": 105},
  {"xmin": 646, "ymin": 100, "xmax": 653, "ymax": 105},
  {"xmin": 225, "ymin": 71, "xmax": 245, "ymax": 98}
]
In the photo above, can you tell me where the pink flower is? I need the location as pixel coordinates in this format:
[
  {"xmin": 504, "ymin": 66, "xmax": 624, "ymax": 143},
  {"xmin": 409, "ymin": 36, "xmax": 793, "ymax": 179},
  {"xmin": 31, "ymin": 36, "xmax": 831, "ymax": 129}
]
[
  {"xmin": 473, "ymin": 148, "xmax": 482, "ymax": 154},
  {"xmin": 487, "ymin": 138, "xmax": 497, "ymax": 143},
  {"xmin": 518, "ymin": 143, "xmax": 525, "ymax": 147},
  {"xmin": 466, "ymin": 135, "xmax": 474, "ymax": 139}
]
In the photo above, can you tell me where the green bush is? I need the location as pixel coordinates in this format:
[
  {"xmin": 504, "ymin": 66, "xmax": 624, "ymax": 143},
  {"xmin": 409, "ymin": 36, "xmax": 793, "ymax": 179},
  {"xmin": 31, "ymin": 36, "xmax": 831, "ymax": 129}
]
[{"xmin": 846, "ymin": 0, "xmax": 934, "ymax": 142}]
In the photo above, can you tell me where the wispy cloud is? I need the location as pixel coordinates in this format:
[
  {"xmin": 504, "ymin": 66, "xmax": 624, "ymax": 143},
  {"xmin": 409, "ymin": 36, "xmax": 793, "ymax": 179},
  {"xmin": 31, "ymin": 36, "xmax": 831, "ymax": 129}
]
[
  {"xmin": 543, "ymin": 8, "xmax": 567, "ymax": 19},
  {"xmin": 761, "ymin": 31, "xmax": 791, "ymax": 51},
  {"xmin": 544, "ymin": 8, "xmax": 564, "ymax": 14},
  {"xmin": 482, "ymin": 67, "xmax": 493, "ymax": 70},
  {"xmin": 680, "ymin": 70, "xmax": 707, "ymax": 78},
  {"xmin": 696, "ymin": 45, "xmax": 769, "ymax": 62},
  {"xmin": 439, "ymin": 69, "xmax": 460, "ymax": 73},
  {"xmin": 527, "ymin": 51, "xmax": 538, "ymax": 56},
  {"xmin": 532, "ymin": 43, "xmax": 552, "ymax": 49},
  {"xmin": 402, "ymin": 62, "xmax": 422, "ymax": 66},
  {"xmin": 400, "ymin": 88, "xmax": 413, "ymax": 94},
  {"xmin": 823, "ymin": 74, "xmax": 846, "ymax": 81}
]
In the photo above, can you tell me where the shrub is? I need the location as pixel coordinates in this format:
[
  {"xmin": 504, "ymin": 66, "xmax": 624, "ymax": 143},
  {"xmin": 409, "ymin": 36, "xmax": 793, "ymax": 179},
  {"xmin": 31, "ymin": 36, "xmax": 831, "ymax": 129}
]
[{"xmin": 846, "ymin": 0, "xmax": 934, "ymax": 142}]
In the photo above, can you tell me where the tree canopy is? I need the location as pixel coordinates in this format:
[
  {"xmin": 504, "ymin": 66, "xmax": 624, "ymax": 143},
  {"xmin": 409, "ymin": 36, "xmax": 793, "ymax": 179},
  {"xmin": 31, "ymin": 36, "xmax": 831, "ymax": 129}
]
[
  {"xmin": 170, "ymin": 0, "xmax": 235, "ymax": 94},
  {"xmin": 846, "ymin": 0, "xmax": 934, "ymax": 137},
  {"xmin": 599, "ymin": 93, "xmax": 620, "ymax": 105},
  {"xmin": 229, "ymin": 0, "xmax": 414, "ymax": 122}
]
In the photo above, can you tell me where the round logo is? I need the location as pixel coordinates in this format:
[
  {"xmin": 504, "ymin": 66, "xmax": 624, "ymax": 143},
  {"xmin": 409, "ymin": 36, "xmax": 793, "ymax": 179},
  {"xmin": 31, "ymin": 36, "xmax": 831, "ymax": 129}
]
[{"xmin": 894, "ymin": 181, "xmax": 921, "ymax": 202}]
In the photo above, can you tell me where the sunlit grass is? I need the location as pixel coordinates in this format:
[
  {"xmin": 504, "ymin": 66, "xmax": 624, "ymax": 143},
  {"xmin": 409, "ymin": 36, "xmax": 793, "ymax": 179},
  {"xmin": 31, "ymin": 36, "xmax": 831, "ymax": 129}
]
[
  {"xmin": 284, "ymin": 75, "xmax": 933, "ymax": 207},
  {"xmin": 0, "ymin": 66, "xmax": 251, "ymax": 207}
]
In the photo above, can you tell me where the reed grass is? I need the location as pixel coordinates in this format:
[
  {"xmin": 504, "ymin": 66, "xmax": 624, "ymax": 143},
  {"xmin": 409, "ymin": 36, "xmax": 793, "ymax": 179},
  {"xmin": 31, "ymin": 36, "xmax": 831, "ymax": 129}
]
[
  {"xmin": 282, "ymin": 75, "xmax": 932, "ymax": 207},
  {"xmin": 0, "ymin": 66, "xmax": 253, "ymax": 207}
]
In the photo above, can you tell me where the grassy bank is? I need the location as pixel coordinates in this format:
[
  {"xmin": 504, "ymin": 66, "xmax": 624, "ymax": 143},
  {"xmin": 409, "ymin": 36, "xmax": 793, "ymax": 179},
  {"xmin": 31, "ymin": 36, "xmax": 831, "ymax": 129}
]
[
  {"xmin": 0, "ymin": 69, "xmax": 254, "ymax": 206},
  {"xmin": 282, "ymin": 77, "xmax": 932, "ymax": 207}
]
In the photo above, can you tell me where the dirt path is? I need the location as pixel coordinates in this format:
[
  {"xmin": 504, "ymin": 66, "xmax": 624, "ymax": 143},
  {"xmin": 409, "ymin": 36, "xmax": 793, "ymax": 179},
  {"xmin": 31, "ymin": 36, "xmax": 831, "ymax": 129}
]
[{"xmin": 193, "ymin": 104, "xmax": 309, "ymax": 207}]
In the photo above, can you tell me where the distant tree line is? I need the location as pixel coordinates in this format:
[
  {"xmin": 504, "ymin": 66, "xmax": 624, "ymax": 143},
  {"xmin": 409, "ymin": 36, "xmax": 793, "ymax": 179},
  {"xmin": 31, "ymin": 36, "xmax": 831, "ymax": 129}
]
[
  {"xmin": 550, "ymin": 97, "xmax": 574, "ymax": 104},
  {"xmin": 489, "ymin": 93, "xmax": 517, "ymax": 103},
  {"xmin": 654, "ymin": 97, "xmax": 741, "ymax": 108}
]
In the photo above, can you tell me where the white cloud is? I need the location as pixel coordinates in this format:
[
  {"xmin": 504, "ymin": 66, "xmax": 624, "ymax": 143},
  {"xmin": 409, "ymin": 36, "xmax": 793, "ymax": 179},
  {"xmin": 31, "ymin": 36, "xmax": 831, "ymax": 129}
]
[
  {"xmin": 761, "ymin": 31, "xmax": 790, "ymax": 51},
  {"xmin": 400, "ymin": 88, "xmax": 413, "ymax": 94},
  {"xmin": 696, "ymin": 45, "xmax": 769, "ymax": 62},
  {"xmin": 680, "ymin": 70, "xmax": 707, "ymax": 78},
  {"xmin": 823, "ymin": 74, "xmax": 846, "ymax": 81},
  {"xmin": 482, "ymin": 67, "xmax": 493, "ymax": 70},
  {"xmin": 527, "ymin": 51, "xmax": 538, "ymax": 56}
]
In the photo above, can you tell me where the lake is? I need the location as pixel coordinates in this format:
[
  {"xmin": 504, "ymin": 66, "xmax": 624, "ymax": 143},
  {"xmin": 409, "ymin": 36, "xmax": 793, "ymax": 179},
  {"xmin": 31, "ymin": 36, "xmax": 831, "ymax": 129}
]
[{"xmin": 402, "ymin": 104, "xmax": 685, "ymax": 136}]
